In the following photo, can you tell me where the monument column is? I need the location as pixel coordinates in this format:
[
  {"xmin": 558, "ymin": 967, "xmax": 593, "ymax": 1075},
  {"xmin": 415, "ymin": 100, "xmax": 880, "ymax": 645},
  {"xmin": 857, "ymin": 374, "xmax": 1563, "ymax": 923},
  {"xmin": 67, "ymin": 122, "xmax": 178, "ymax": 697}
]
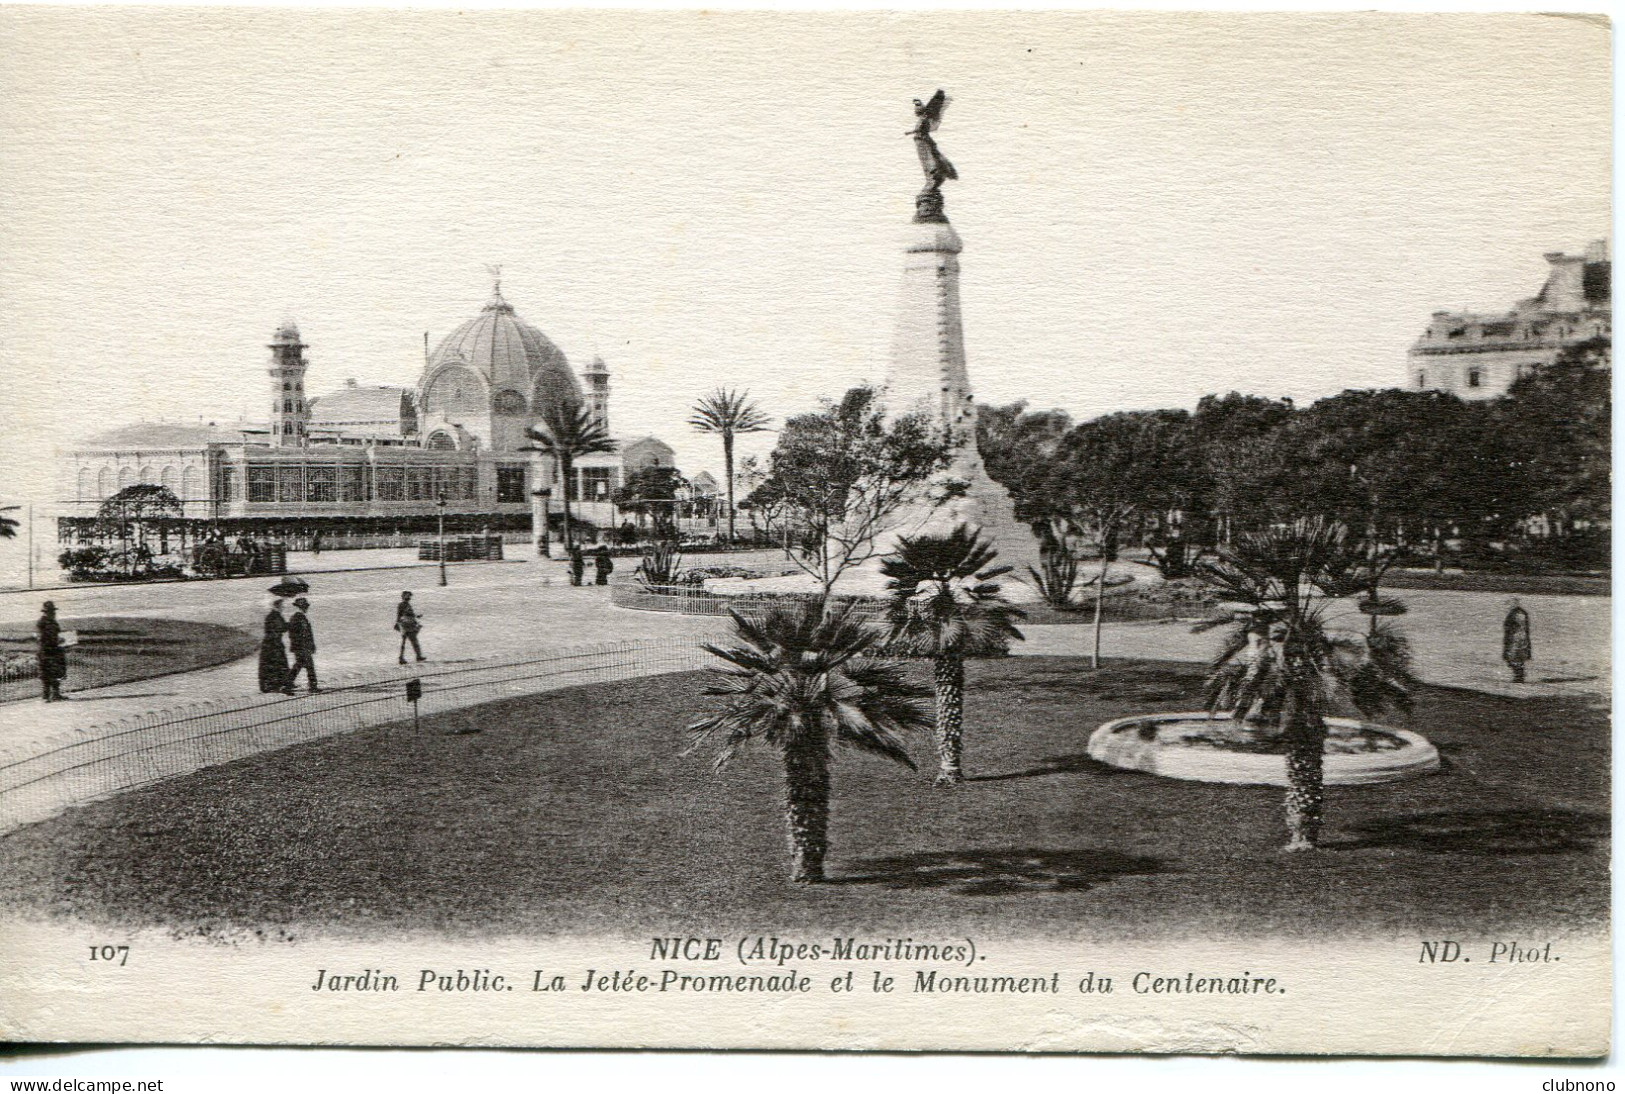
[{"xmin": 858, "ymin": 92, "xmax": 1043, "ymax": 593}]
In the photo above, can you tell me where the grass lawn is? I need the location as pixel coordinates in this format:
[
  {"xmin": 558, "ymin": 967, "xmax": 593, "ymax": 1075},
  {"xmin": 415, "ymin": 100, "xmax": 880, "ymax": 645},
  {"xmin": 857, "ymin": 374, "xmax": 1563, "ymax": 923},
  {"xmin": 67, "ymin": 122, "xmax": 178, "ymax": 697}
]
[
  {"xmin": 0, "ymin": 657, "xmax": 1606, "ymax": 941},
  {"xmin": 0, "ymin": 616, "xmax": 258, "ymax": 701}
]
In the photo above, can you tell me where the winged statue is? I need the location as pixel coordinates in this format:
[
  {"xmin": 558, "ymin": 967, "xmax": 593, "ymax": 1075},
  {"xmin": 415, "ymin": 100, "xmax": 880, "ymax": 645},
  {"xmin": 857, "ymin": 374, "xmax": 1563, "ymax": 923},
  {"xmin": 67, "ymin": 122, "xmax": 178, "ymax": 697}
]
[{"xmin": 910, "ymin": 90, "xmax": 958, "ymax": 195}]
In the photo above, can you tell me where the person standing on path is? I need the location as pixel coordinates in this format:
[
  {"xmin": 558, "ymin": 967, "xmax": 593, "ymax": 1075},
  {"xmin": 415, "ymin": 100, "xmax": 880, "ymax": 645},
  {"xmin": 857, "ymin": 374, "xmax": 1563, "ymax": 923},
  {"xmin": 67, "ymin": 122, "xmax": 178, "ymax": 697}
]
[
  {"xmin": 593, "ymin": 545, "xmax": 614, "ymax": 586},
  {"xmin": 311, "ymin": 530, "xmax": 323, "ymax": 557},
  {"xmin": 259, "ymin": 598, "xmax": 293, "ymax": 694},
  {"xmin": 287, "ymin": 596, "xmax": 320, "ymax": 693},
  {"xmin": 1502, "ymin": 598, "xmax": 1533, "ymax": 683},
  {"xmin": 568, "ymin": 544, "xmax": 586, "ymax": 587},
  {"xmin": 36, "ymin": 601, "xmax": 67, "ymax": 702},
  {"xmin": 395, "ymin": 591, "xmax": 426, "ymax": 664}
]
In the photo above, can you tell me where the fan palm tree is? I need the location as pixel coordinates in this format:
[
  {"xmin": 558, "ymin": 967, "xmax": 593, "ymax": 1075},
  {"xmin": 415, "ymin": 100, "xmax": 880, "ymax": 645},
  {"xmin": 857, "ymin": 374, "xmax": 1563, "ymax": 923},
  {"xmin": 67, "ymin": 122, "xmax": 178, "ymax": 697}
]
[
  {"xmin": 520, "ymin": 399, "xmax": 617, "ymax": 552},
  {"xmin": 1195, "ymin": 517, "xmax": 1418, "ymax": 852},
  {"xmin": 688, "ymin": 388, "xmax": 771, "ymax": 545},
  {"xmin": 687, "ymin": 600, "xmax": 932, "ymax": 883},
  {"xmin": 880, "ymin": 525, "xmax": 1026, "ymax": 787}
]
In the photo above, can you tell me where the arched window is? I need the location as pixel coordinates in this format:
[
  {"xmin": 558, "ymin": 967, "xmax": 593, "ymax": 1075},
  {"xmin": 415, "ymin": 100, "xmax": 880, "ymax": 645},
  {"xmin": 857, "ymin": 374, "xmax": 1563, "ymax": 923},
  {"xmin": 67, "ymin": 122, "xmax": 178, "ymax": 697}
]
[
  {"xmin": 161, "ymin": 466, "xmax": 178, "ymax": 492},
  {"xmin": 283, "ymin": 382, "xmax": 291, "ymax": 391},
  {"xmin": 1466, "ymin": 367, "xmax": 1481, "ymax": 388},
  {"xmin": 118, "ymin": 466, "xmax": 134, "ymax": 488},
  {"xmin": 284, "ymin": 399, "xmax": 293, "ymax": 413},
  {"xmin": 1416, "ymin": 371, "xmax": 1426, "ymax": 389},
  {"xmin": 97, "ymin": 467, "xmax": 113, "ymax": 498},
  {"xmin": 181, "ymin": 466, "xmax": 200, "ymax": 501},
  {"xmin": 77, "ymin": 468, "xmax": 93, "ymax": 499},
  {"xmin": 426, "ymin": 431, "xmax": 457, "ymax": 451},
  {"xmin": 138, "ymin": 464, "xmax": 156, "ymax": 484}
]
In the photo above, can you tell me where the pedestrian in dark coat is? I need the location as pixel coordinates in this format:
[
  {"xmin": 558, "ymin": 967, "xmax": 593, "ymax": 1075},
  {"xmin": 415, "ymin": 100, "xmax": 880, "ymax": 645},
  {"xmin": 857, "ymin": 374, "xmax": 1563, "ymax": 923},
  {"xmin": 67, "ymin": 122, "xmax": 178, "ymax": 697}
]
[
  {"xmin": 395, "ymin": 591, "xmax": 425, "ymax": 664},
  {"xmin": 568, "ymin": 544, "xmax": 586, "ymax": 587},
  {"xmin": 593, "ymin": 546, "xmax": 614, "ymax": 586},
  {"xmin": 1502, "ymin": 598, "xmax": 1533, "ymax": 683},
  {"xmin": 37, "ymin": 601, "xmax": 67, "ymax": 702},
  {"xmin": 287, "ymin": 596, "xmax": 320, "ymax": 692},
  {"xmin": 259, "ymin": 598, "xmax": 293, "ymax": 693}
]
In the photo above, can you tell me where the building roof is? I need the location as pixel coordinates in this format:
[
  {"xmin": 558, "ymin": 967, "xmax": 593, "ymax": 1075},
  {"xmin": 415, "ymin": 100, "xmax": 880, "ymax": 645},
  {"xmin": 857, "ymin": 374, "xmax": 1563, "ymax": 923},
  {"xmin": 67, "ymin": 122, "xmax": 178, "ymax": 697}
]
[
  {"xmin": 74, "ymin": 422, "xmax": 248, "ymax": 450},
  {"xmin": 424, "ymin": 285, "xmax": 580, "ymax": 418},
  {"xmin": 309, "ymin": 384, "xmax": 414, "ymax": 425}
]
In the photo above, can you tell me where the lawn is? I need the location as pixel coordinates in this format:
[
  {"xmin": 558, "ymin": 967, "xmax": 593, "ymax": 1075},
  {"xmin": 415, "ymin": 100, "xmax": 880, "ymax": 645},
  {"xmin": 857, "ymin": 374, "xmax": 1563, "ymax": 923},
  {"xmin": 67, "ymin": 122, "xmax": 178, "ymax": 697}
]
[
  {"xmin": 0, "ymin": 657, "xmax": 1606, "ymax": 941},
  {"xmin": 0, "ymin": 616, "xmax": 258, "ymax": 701}
]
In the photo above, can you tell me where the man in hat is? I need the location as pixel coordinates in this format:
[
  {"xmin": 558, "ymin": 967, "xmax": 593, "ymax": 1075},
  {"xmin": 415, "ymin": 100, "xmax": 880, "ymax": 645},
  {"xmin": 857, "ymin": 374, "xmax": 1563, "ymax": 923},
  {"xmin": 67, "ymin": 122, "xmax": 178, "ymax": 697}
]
[
  {"xmin": 593, "ymin": 545, "xmax": 615, "ymax": 586},
  {"xmin": 394, "ymin": 591, "xmax": 425, "ymax": 664},
  {"xmin": 37, "ymin": 601, "xmax": 67, "ymax": 702},
  {"xmin": 287, "ymin": 596, "xmax": 320, "ymax": 693},
  {"xmin": 1502, "ymin": 597, "xmax": 1533, "ymax": 684}
]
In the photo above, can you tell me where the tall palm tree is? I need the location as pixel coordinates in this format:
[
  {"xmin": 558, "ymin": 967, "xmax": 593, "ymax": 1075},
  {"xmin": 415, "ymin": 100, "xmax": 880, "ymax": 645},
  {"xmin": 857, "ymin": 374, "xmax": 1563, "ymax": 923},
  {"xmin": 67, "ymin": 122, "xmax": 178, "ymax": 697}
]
[
  {"xmin": 520, "ymin": 399, "xmax": 617, "ymax": 552},
  {"xmin": 1196, "ymin": 517, "xmax": 1418, "ymax": 852},
  {"xmin": 688, "ymin": 388, "xmax": 771, "ymax": 545},
  {"xmin": 687, "ymin": 600, "xmax": 932, "ymax": 883},
  {"xmin": 880, "ymin": 525, "xmax": 1026, "ymax": 787}
]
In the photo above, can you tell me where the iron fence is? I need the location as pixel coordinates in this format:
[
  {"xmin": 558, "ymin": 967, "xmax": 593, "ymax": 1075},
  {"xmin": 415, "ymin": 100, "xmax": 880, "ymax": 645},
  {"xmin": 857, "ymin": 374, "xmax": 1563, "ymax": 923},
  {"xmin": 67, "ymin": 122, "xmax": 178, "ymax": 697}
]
[{"xmin": 0, "ymin": 639, "xmax": 710, "ymax": 835}]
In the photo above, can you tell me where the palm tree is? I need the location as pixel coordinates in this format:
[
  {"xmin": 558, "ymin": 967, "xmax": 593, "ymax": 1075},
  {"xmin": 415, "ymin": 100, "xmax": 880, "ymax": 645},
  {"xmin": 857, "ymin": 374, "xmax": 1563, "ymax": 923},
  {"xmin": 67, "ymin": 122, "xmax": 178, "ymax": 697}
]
[
  {"xmin": 0, "ymin": 506, "xmax": 18, "ymax": 540},
  {"xmin": 688, "ymin": 388, "xmax": 771, "ymax": 545},
  {"xmin": 1195, "ymin": 517, "xmax": 1418, "ymax": 852},
  {"xmin": 687, "ymin": 600, "xmax": 932, "ymax": 883},
  {"xmin": 880, "ymin": 525, "xmax": 1026, "ymax": 787},
  {"xmin": 520, "ymin": 399, "xmax": 617, "ymax": 552}
]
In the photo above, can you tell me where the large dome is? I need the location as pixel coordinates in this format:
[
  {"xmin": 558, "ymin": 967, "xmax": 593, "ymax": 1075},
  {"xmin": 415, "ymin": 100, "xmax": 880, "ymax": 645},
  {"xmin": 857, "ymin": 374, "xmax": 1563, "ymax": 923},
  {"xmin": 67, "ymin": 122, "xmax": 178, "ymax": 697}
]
[{"xmin": 422, "ymin": 286, "xmax": 581, "ymax": 421}]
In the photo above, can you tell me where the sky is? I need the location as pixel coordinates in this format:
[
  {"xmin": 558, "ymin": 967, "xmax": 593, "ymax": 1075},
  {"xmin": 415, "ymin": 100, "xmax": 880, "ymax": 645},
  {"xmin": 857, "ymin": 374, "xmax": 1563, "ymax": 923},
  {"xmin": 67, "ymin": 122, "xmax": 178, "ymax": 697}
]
[{"xmin": 0, "ymin": 9, "xmax": 1611, "ymax": 516}]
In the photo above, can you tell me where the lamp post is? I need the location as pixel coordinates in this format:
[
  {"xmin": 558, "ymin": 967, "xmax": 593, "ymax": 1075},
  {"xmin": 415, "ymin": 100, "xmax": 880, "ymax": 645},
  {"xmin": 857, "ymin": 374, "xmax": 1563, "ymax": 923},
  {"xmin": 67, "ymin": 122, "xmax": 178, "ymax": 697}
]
[
  {"xmin": 531, "ymin": 487, "xmax": 552, "ymax": 558},
  {"xmin": 436, "ymin": 492, "xmax": 448, "ymax": 587}
]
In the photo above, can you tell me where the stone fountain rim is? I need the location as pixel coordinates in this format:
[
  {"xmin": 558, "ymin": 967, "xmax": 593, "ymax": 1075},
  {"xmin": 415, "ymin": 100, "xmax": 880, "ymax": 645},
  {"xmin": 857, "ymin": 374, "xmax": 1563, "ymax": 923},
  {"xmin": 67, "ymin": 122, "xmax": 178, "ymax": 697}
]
[{"xmin": 1086, "ymin": 711, "xmax": 1441, "ymax": 787}]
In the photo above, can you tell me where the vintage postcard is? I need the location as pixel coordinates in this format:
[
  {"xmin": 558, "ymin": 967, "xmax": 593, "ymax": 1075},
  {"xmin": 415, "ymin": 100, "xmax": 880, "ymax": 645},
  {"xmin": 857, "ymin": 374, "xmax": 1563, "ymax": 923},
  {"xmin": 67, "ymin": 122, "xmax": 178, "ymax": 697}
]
[{"xmin": 0, "ymin": 8, "xmax": 1610, "ymax": 1058}]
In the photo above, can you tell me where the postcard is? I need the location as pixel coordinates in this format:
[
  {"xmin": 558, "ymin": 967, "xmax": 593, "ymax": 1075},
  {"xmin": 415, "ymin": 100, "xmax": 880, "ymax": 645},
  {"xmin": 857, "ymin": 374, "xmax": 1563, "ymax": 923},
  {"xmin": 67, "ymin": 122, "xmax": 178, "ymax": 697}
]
[{"xmin": 0, "ymin": 8, "xmax": 1610, "ymax": 1056}]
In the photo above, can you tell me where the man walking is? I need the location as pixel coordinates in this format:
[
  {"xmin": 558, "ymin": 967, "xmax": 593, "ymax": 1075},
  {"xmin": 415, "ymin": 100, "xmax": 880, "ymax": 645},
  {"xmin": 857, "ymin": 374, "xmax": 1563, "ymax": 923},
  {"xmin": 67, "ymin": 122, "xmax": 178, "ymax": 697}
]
[
  {"xmin": 395, "ymin": 591, "xmax": 426, "ymax": 664},
  {"xmin": 568, "ymin": 544, "xmax": 586, "ymax": 587},
  {"xmin": 287, "ymin": 596, "xmax": 320, "ymax": 693},
  {"xmin": 593, "ymin": 545, "xmax": 614, "ymax": 586},
  {"xmin": 37, "ymin": 601, "xmax": 67, "ymax": 702}
]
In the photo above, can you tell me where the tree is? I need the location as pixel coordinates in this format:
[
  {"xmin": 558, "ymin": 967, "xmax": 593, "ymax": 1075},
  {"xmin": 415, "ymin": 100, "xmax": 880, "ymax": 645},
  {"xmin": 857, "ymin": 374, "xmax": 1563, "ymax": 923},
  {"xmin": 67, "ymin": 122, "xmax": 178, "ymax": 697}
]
[
  {"xmin": 520, "ymin": 399, "xmax": 618, "ymax": 552},
  {"xmin": 1495, "ymin": 338, "xmax": 1611, "ymax": 537},
  {"xmin": 768, "ymin": 386, "xmax": 949, "ymax": 597},
  {"xmin": 880, "ymin": 526, "xmax": 1025, "ymax": 786},
  {"xmin": 0, "ymin": 506, "xmax": 18, "ymax": 540},
  {"xmin": 689, "ymin": 388, "xmax": 772, "ymax": 545},
  {"xmin": 1195, "ymin": 518, "xmax": 1418, "ymax": 852},
  {"xmin": 613, "ymin": 466, "xmax": 687, "ymax": 540},
  {"xmin": 97, "ymin": 485, "xmax": 182, "ymax": 573},
  {"xmin": 1190, "ymin": 393, "xmax": 1299, "ymax": 541},
  {"xmin": 686, "ymin": 601, "xmax": 932, "ymax": 883},
  {"xmin": 1045, "ymin": 412, "xmax": 1187, "ymax": 666}
]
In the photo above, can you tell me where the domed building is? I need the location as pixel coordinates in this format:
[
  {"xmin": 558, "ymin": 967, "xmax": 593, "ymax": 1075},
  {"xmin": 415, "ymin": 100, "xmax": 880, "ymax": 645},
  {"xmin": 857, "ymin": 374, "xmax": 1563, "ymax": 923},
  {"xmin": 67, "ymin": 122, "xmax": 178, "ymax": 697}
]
[
  {"xmin": 56, "ymin": 276, "xmax": 681, "ymax": 556},
  {"xmin": 417, "ymin": 280, "xmax": 582, "ymax": 453}
]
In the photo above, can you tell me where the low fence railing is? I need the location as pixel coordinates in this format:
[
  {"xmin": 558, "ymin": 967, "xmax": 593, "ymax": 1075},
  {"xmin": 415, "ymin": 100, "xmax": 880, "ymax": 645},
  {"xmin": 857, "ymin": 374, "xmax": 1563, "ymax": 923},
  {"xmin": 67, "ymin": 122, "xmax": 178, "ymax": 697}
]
[
  {"xmin": 0, "ymin": 639, "xmax": 710, "ymax": 835},
  {"xmin": 609, "ymin": 582, "xmax": 890, "ymax": 621}
]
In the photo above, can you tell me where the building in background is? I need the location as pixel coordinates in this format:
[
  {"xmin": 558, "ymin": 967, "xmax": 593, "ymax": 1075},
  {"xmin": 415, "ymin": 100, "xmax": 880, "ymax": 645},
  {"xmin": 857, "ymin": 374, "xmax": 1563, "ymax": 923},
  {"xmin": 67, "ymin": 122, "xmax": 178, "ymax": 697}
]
[
  {"xmin": 58, "ymin": 280, "xmax": 679, "ymax": 550},
  {"xmin": 1407, "ymin": 239, "xmax": 1611, "ymax": 401}
]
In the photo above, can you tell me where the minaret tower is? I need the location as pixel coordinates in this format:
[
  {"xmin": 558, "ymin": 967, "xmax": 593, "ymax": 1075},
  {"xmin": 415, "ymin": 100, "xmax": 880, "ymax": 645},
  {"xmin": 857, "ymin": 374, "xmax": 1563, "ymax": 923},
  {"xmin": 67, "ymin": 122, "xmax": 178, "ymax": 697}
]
[
  {"xmin": 267, "ymin": 319, "xmax": 310, "ymax": 448},
  {"xmin": 583, "ymin": 355, "xmax": 610, "ymax": 432}
]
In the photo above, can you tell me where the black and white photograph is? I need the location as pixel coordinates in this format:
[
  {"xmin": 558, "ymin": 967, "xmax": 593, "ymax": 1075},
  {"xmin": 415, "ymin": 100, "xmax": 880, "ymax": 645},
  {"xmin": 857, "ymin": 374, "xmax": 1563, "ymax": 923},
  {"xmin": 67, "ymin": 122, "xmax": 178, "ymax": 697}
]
[{"xmin": 0, "ymin": 6, "xmax": 1610, "ymax": 1068}]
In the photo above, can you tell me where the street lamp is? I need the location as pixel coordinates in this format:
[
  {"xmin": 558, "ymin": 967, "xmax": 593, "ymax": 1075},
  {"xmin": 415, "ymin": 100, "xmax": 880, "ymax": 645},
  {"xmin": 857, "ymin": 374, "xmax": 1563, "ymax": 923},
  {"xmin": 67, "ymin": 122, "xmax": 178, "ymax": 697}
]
[
  {"xmin": 437, "ymin": 492, "xmax": 448, "ymax": 587},
  {"xmin": 531, "ymin": 487, "xmax": 552, "ymax": 558}
]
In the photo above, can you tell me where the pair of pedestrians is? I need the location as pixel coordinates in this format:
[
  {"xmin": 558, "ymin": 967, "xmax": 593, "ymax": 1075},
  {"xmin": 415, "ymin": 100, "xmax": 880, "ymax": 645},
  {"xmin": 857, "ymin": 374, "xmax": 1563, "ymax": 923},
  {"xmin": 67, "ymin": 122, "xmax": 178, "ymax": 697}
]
[
  {"xmin": 259, "ymin": 597, "xmax": 319, "ymax": 693},
  {"xmin": 567, "ymin": 545, "xmax": 615, "ymax": 586}
]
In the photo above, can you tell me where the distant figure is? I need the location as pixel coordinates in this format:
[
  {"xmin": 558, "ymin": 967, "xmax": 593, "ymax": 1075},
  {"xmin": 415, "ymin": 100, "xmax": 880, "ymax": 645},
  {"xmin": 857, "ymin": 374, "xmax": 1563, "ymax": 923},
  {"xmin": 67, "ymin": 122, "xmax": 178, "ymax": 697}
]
[
  {"xmin": 395, "ymin": 591, "xmax": 425, "ymax": 664},
  {"xmin": 1502, "ymin": 598, "xmax": 1533, "ymax": 683},
  {"xmin": 287, "ymin": 596, "xmax": 319, "ymax": 693},
  {"xmin": 311, "ymin": 530, "xmax": 323, "ymax": 557},
  {"xmin": 568, "ymin": 544, "xmax": 586, "ymax": 587},
  {"xmin": 259, "ymin": 598, "xmax": 293, "ymax": 694},
  {"xmin": 593, "ymin": 546, "xmax": 614, "ymax": 586},
  {"xmin": 36, "ymin": 601, "xmax": 67, "ymax": 702}
]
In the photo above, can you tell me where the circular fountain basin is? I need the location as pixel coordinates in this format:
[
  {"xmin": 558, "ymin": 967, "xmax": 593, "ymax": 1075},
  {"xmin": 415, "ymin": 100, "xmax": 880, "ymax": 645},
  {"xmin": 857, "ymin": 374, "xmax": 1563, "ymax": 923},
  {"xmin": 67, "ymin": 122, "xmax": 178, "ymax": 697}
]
[{"xmin": 1086, "ymin": 712, "xmax": 1440, "ymax": 787}]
